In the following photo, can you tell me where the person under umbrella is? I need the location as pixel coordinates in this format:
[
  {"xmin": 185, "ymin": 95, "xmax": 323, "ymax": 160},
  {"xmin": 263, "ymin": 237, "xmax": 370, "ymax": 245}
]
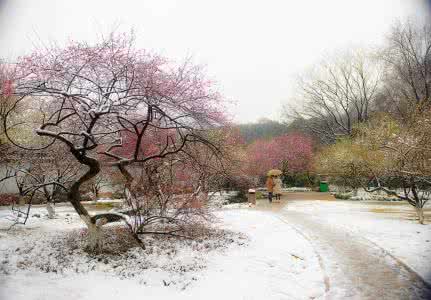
[
  {"xmin": 266, "ymin": 175, "xmax": 274, "ymax": 203},
  {"xmin": 273, "ymin": 176, "xmax": 282, "ymax": 201},
  {"xmin": 266, "ymin": 169, "xmax": 282, "ymax": 203}
]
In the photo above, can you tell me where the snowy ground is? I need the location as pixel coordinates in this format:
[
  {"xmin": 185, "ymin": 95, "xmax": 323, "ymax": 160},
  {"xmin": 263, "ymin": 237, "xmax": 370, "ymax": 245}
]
[
  {"xmin": 0, "ymin": 203, "xmax": 325, "ymax": 300},
  {"xmin": 286, "ymin": 200, "xmax": 431, "ymax": 285},
  {"xmin": 1, "ymin": 198, "xmax": 430, "ymax": 299}
]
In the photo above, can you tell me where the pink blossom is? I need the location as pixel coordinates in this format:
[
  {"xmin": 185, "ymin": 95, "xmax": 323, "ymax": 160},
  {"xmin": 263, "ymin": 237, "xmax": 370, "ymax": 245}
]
[{"xmin": 246, "ymin": 133, "xmax": 313, "ymax": 176}]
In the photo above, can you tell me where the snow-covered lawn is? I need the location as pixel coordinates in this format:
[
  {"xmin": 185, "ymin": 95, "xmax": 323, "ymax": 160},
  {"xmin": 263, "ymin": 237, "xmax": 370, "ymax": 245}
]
[
  {"xmin": 286, "ymin": 200, "xmax": 431, "ymax": 284},
  {"xmin": 2, "ymin": 199, "xmax": 428, "ymax": 299},
  {"xmin": 0, "ymin": 204, "xmax": 325, "ymax": 300}
]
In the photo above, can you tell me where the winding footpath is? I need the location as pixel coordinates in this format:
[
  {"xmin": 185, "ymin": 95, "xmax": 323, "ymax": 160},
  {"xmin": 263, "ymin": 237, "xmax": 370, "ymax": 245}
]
[{"xmin": 259, "ymin": 199, "xmax": 431, "ymax": 300}]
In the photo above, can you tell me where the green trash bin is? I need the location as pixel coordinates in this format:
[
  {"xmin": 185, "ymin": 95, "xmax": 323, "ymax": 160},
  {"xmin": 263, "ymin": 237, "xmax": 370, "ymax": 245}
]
[{"xmin": 319, "ymin": 181, "xmax": 329, "ymax": 192}]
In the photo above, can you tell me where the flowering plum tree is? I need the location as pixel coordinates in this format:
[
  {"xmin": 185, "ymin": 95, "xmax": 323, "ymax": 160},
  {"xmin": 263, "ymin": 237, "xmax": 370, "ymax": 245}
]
[
  {"xmin": 246, "ymin": 139, "xmax": 279, "ymax": 177},
  {"xmin": 3, "ymin": 33, "xmax": 226, "ymax": 250},
  {"xmin": 273, "ymin": 133, "xmax": 314, "ymax": 173},
  {"xmin": 246, "ymin": 133, "xmax": 314, "ymax": 178}
]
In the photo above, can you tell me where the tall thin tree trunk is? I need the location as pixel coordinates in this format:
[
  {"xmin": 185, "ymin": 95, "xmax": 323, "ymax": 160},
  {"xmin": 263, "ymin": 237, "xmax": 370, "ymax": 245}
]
[
  {"xmin": 94, "ymin": 185, "xmax": 100, "ymax": 201},
  {"xmin": 46, "ymin": 202, "xmax": 55, "ymax": 219},
  {"xmin": 415, "ymin": 206, "xmax": 425, "ymax": 225},
  {"xmin": 411, "ymin": 183, "xmax": 425, "ymax": 225},
  {"xmin": 92, "ymin": 186, "xmax": 99, "ymax": 203},
  {"xmin": 43, "ymin": 185, "xmax": 55, "ymax": 219}
]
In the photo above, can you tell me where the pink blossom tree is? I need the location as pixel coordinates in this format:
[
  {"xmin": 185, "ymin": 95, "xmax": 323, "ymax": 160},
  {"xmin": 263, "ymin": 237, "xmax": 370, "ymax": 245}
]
[
  {"xmin": 246, "ymin": 133, "xmax": 313, "ymax": 179},
  {"xmin": 246, "ymin": 139, "xmax": 280, "ymax": 177},
  {"xmin": 3, "ymin": 33, "xmax": 226, "ymax": 250},
  {"xmin": 273, "ymin": 133, "xmax": 313, "ymax": 173}
]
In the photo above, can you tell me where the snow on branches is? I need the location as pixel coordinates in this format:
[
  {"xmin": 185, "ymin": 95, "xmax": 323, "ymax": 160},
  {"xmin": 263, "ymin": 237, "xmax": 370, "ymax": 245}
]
[{"xmin": 3, "ymin": 33, "xmax": 228, "ymax": 250}]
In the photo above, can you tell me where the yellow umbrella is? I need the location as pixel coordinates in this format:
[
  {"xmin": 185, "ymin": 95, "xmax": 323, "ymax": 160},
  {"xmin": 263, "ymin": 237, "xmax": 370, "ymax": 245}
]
[{"xmin": 267, "ymin": 169, "xmax": 282, "ymax": 176}]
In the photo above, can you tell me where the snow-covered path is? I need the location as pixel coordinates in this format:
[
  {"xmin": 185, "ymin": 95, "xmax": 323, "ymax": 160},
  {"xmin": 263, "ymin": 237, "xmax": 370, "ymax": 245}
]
[
  {"xmin": 260, "ymin": 199, "xmax": 431, "ymax": 300},
  {"xmin": 280, "ymin": 210, "xmax": 430, "ymax": 299}
]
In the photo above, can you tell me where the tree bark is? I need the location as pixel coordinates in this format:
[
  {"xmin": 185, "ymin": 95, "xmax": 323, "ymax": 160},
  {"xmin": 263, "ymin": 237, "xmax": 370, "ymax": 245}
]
[
  {"xmin": 352, "ymin": 188, "xmax": 359, "ymax": 197},
  {"xmin": 415, "ymin": 206, "xmax": 425, "ymax": 225},
  {"xmin": 46, "ymin": 202, "xmax": 55, "ymax": 219},
  {"xmin": 67, "ymin": 151, "xmax": 102, "ymax": 250},
  {"xmin": 85, "ymin": 218, "xmax": 103, "ymax": 252}
]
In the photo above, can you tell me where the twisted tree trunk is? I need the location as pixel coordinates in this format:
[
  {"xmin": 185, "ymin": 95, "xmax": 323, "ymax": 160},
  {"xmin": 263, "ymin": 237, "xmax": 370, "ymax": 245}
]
[{"xmin": 68, "ymin": 151, "xmax": 102, "ymax": 251}]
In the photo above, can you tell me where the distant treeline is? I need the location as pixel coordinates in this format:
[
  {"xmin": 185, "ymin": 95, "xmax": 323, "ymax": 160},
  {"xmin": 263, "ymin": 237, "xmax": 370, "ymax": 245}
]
[
  {"xmin": 235, "ymin": 118, "xmax": 313, "ymax": 145},
  {"xmin": 235, "ymin": 119, "xmax": 288, "ymax": 144}
]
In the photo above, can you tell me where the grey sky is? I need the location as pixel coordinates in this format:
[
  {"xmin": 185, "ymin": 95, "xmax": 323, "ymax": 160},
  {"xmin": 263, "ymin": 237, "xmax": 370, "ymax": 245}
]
[{"xmin": 0, "ymin": 0, "xmax": 429, "ymax": 123}]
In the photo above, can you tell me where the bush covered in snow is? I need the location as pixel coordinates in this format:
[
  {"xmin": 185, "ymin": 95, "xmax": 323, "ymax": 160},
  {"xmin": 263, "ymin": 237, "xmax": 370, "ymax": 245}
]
[{"xmin": 1, "ymin": 223, "xmax": 248, "ymax": 289}]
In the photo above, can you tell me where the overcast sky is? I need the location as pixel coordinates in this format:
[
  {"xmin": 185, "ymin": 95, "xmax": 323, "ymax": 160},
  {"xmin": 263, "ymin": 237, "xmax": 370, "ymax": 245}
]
[{"xmin": 0, "ymin": 0, "xmax": 429, "ymax": 123}]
